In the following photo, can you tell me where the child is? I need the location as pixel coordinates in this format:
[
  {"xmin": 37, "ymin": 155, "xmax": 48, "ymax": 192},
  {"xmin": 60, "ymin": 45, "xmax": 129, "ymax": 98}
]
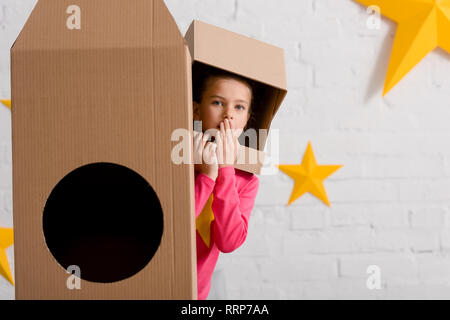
[{"xmin": 192, "ymin": 67, "xmax": 260, "ymax": 300}]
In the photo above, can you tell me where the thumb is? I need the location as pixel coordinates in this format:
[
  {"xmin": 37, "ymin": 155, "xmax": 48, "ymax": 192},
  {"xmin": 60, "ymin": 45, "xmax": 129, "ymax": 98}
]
[{"xmin": 211, "ymin": 143, "xmax": 217, "ymax": 155}]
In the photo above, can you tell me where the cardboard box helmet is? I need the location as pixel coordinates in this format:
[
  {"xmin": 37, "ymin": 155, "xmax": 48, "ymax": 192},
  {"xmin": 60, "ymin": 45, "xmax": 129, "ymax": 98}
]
[{"xmin": 185, "ymin": 20, "xmax": 288, "ymax": 175}]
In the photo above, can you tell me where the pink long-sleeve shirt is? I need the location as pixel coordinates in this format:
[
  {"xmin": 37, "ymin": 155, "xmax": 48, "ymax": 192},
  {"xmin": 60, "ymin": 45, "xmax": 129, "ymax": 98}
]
[{"xmin": 195, "ymin": 166, "xmax": 260, "ymax": 300}]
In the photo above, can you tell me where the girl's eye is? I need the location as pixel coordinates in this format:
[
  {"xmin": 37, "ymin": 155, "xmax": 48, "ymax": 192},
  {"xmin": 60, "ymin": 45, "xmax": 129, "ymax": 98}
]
[
  {"xmin": 212, "ymin": 100, "xmax": 222, "ymax": 106},
  {"xmin": 236, "ymin": 105, "xmax": 245, "ymax": 110}
]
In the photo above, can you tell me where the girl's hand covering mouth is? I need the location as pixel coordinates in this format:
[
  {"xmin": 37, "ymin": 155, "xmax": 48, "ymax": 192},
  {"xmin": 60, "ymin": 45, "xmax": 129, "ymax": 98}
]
[
  {"xmin": 193, "ymin": 130, "xmax": 219, "ymax": 181},
  {"xmin": 215, "ymin": 119, "xmax": 242, "ymax": 168}
]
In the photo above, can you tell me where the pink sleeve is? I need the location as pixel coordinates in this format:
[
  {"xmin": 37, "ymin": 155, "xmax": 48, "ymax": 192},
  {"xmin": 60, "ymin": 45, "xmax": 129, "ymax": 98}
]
[
  {"xmin": 211, "ymin": 166, "xmax": 260, "ymax": 253},
  {"xmin": 194, "ymin": 172, "xmax": 215, "ymax": 219}
]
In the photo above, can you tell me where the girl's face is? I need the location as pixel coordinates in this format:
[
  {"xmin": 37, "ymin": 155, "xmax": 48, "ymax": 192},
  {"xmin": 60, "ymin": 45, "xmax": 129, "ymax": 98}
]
[{"xmin": 193, "ymin": 77, "xmax": 251, "ymax": 132}]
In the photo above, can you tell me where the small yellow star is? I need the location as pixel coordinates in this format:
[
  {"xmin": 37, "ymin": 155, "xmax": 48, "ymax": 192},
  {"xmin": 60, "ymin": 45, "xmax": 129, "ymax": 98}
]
[
  {"xmin": 0, "ymin": 100, "xmax": 11, "ymax": 110},
  {"xmin": 355, "ymin": 0, "xmax": 450, "ymax": 95},
  {"xmin": 196, "ymin": 194, "xmax": 215, "ymax": 248},
  {"xmin": 0, "ymin": 227, "xmax": 14, "ymax": 285},
  {"xmin": 277, "ymin": 142, "xmax": 343, "ymax": 206}
]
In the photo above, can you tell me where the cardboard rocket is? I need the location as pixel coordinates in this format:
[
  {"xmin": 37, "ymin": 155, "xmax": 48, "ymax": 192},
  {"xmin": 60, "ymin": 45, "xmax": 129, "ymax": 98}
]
[{"xmin": 10, "ymin": 0, "xmax": 286, "ymax": 299}]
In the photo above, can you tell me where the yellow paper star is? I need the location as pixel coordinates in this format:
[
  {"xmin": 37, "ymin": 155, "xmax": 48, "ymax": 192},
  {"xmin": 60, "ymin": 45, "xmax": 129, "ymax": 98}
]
[
  {"xmin": 355, "ymin": 0, "xmax": 450, "ymax": 95},
  {"xmin": 277, "ymin": 142, "xmax": 343, "ymax": 206},
  {"xmin": 0, "ymin": 227, "xmax": 14, "ymax": 285},
  {"xmin": 0, "ymin": 100, "xmax": 11, "ymax": 110},
  {"xmin": 196, "ymin": 194, "xmax": 215, "ymax": 248}
]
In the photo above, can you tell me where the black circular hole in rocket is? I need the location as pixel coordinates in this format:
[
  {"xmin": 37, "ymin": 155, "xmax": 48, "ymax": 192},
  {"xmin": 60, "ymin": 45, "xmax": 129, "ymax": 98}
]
[{"xmin": 42, "ymin": 162, "xmax": 164, "ymax": 283}]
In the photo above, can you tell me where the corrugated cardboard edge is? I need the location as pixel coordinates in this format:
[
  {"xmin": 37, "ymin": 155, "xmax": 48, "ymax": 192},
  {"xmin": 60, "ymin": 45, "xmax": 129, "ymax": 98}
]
[{"xmin": 184, "ymin": 43, "xmax": 198, "ymax": 300}]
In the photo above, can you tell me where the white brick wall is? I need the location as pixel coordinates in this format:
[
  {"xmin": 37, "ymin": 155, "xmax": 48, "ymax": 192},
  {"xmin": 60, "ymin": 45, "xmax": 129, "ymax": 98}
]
[{"xmin": 2, "ymin": 0, "xmax": 450, "ymax": 300}]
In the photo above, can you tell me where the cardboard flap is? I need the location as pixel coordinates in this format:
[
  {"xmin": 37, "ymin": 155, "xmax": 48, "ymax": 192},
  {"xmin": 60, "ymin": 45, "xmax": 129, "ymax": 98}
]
[
  {"xmin": 185, "ymin": 20, "xmax": 287, "ymax": 91},
  {"xmin": 186, "ymin": 20, "xmax": 288, "ymax": 175},
  {"xmin": 234, "ymin": 146, "xmax": 266, "ymax": 175}
]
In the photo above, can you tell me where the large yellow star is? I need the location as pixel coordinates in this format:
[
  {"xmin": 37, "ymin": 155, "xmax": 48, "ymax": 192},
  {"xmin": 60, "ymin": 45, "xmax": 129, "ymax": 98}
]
[
  {"xmin": 0, "ymin": 100, "xmax": 11, "ymax": 110},
  {"xmin": 277, "ymin": 142, "xmax": 343, "ymax": 206},
  {"xmin": 0, "ymin": 227, "xmax": 14, "ymax": 285},
  {"xmin": 355, "ymin": 0, "xmax": 450, "ymax": 95}
]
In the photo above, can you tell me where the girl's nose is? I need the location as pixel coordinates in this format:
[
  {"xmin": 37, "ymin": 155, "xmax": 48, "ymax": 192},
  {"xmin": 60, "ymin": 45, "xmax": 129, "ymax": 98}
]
[{"xmin": 223, "ymin": 108, "xmax": 234, "ymax": 120}]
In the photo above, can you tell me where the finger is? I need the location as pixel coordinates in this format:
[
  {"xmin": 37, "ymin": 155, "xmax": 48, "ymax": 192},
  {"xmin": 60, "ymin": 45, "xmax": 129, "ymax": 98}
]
[
  {"xmin": 207, "ymin": 141, "xmax": 217, "ymax": 150},
  {"xmin": 230, "ymin": 121, "xmax": 238, "ymax": 139},
  {"xmin": 203, "ymin": 142, "xmax": 212, "ymax": 163},
  {"xmin": 215, "ymin": 131, "xmax": 223, "ymax": 154},
  {"xmin": 215, "ymin": 133, "xmax": 223, "ymax": 164},
  {"xmin": 215, "ymin": 129, "xmax": 222, "ymax": 146},
  {"xmin": 204, "ymin": 141, "xmax": 212, "ymax": 151},
  {"xmin": 224, "ymin": 119, "xmax": 232, "ymax": 139},
  {"xmin": 205, "ymin": 142, "xmax": 218, "ymax": 165},
  {"xmin": 226, "ymin": 126, "xmax": 233, "ymax": 143},
  {"xmin": 225, "ymin": 119, "xmax": 232, "ymax": 137},
  {"xmin": 210, "ymin": 128, "xmax": 220, "ymax": 142},
  {"xmin": 201, "ymin": 132, "xmax": 210, "ymax": 147},
  {"xmin": 194, "ymin": 132, "xmax": 203, "ymax": 149},
  {"xmin": 220, "ymin": 121, "xmax": 225, "ymax": 137},
  {"xmin": 220, "ymin": 121, "xmax": 228, "ymax": 146},
  {"xmin": 207, "ymin": 142, "xmax": 216, "ymax": 156},
  {"xmin": 211, "ymin": 145, "xmax": 218, "ymax": 164},
  {"xmin": 194, "ymin": 131, "xmax": 202, "ymax": 142}
]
